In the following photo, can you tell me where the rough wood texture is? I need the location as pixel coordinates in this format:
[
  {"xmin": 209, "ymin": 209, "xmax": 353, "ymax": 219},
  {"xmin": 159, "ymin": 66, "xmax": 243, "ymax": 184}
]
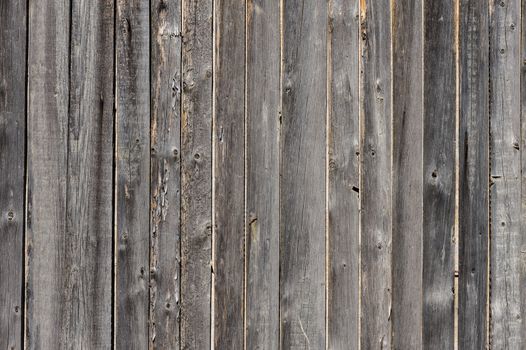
[
  {"xmin": 213, "ymin": 1, "xmax": 245, "ymax": 349},
  {"xmin": 281, "ymin": 2, "xmax": 326, "ymax": 349},
  {"xmin": 422, "ymin": 0, "xmax": 456, "ymax": 348},
  {"xmin": 115, "ymin": 0, "xmax": 150, "ymax": 348},
  {"xmin": 458, "ymin": 0, "xmax": 489, "ymax": 348},
  {"xmin": 150, "ymin": 0, "xmax": 181, "ymax": 348},
  {"xmin": 26, "ymin": 0, "xmax": 114, "ymax": 348},
  {"xmin": 0, "ymin": 1, "xmax": 26, "ymax": 349},
  {"xmin": 327, "ymin": 0, "xmax": 360, "ymax": 349},
  {"xmin": 180, "ymin": 0, "xmax": 213, "ymax": 348},
  {"xmin": 245, "ymin": 0, "xmax": 280, "ymax": 349},
  {"xmin": 391, "ymin": 0, "xmax": 423, "ymax": 348},
  {"xmin": 489, "ymin": 0, "xmax": 522, "ymax": 348},
  {"xmin": 359, "ymin": 0, "xmax": 392, "ymax": 348}
]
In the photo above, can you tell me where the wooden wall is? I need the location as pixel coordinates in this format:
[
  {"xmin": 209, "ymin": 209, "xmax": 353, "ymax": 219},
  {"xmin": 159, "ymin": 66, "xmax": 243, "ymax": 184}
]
[{"xmin": 0, "ymin": 0, "xmax": 523, "ymax": 348}]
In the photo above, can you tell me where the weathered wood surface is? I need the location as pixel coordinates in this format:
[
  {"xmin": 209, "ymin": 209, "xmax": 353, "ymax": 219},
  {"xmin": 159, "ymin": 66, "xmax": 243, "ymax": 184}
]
[
  {"xmin": 213, "ymin": 1, "xmax": 245, "ymax": 349},
  {"xmin": 423, "ymin": 0, "xmax": 457, "ymax": 348},
  {"xmin": 180, "ymin": 0, "xmax": 213, "ymax": 349},
  {"xmin": 245, "ymin": 0, "xmax": 280, "ymax": 349},
  {"xmin": 360, "ymin": 0, "xmax": 392, "ymax": 348},
  {"xmin": 0, "ymin": 1, "xmax": 26, "ymax": 349},
  {"xmin": 327, "ymin": 0, "xmax": 360, "ymax": 349},
  {"xmin": 489, "ymin": 0, "xmax": 523, "ymax": 348},
  {"xmin": 115, "ymin": 0, "xmax": 150, "ymax": 348},
  {"xmin": 150, "ymin": 0, "xmax": 181, "ymax": 348},
  {"xmin": 391, "ymin": 0, "xmax": 423, "ymax": 348},
  {"xmin": 281, "ymin": 2, "xmax": 326, "ymax": 349},
  {"xmin": 26, "ymin": 0, "xmax": 114, "ymax": 348},
  {"xmin": 458, "ymin": 0, "xmax": 489, "ymax": 348}
]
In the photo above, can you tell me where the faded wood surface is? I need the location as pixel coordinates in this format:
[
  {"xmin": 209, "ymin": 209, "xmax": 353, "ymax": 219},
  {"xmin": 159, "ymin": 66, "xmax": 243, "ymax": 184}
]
[
  {"xmin": 327, "ymin": 0, "xmax": 360, "ymax": 349},
  {"xmin": 0, "ymin": 1, "xmax": 26, "ymax": 349},
  {"xmin": 359, "ymin": 0, "xmax": 392, "ymax": 348},
  {"xmin": 115, "ymin": 0, "xmax": 150, "ymax": 348},
  {"xmin": 391, "ymin": 0, "xmax": 423, "ymax": 348},
  {"xmin": 213, "ymin": 1, "xmax": 245, "ymax": 349},
  {"xmin": 245, "ymin": 0, "xmax": 280, "ymax": 349},
  {"xmin": 150, "ymin": 0, "xmax": 181, "ymax": 348},
  {"xmin": 281, "ymin": 2, "xmax": 326, "ymax": 349},
  {"xmin": 180, "ymin": 0, "xmax": 213, "ymax": 349},
  {"xmin": 423, "ymin": 0, "xmax": 457, "ymax": 348},
  {"xmin": 458, "ymin": 0, "xmax": 489, "ymax": 348},
  {"xmin": 489, "ymin": 0, "xmax": 523, "ymax": 347}
]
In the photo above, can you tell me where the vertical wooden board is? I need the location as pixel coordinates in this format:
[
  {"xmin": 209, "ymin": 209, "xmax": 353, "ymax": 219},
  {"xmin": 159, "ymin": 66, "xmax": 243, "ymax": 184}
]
[
  {"xmin": 150, "ymin": 0, "xmax": 182, "ymax": 348},
  {"xmin": 245, "ymin": 0, "xmax": 280, "ymax": 349},
  {"xmin": 458, "ymin": 0, "xmax": 489, "ymax": 348},
  {"xmin": 489, "ymin": 0, "xmax": 522, "ymax": 348},
  {"xmin": 359, "ymin": 0, "xmax": 392, "ymax": 348},
  {"xmin": 391, "ymin": 0, "xmax": 423, "ymax": 348},
  {"xmin": 180, "ymin": 0, "xmax": 213, "ymax": 349},
  {"xmin": 115, "ymin": 0, "xmax": 150, "ymax": 348},
  {"xmin": 422, "ymin": 0, "xmax": 456, "ymax": 348},
  {"xmin": 27, "ymin": 0, "xmax": 114, "ymax": 347},
  {"xmin": 0, "ymin": 1, "xmax": 26, "ymax": 349},
  {"xmin": 26, "ymin": 0, "xmax": 70, "ymax": 348},
  {"xmin": 521, "ymin": 0, "xmax": 526, "ymax": 345},
  {"xmin": 213, "ymin": 1, "xmax": 245, "ymax": 349},
  {"xmin": 327, "ymin": 0, "xmax": 360, "ymax": 349},
  {"xmin": 281, "ymin": 1, "xmax": 326, "ymax": 349}
]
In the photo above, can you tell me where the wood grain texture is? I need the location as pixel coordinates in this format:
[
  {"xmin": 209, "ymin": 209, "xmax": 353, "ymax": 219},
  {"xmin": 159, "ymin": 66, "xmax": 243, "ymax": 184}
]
[
  {"xmin": 422, "ymin": 0, "xmax": 456, "ymax": 348},
  {"xmin": 180, "ymin": 0, "xmax": 213, "ymax": 348},
  {"xmin": 359, "ymin": 0, "xmax": 392, "ymax": 348},
  {"xmin": 458, "ymin": 0, "xmax": 489, "ymax": 348},
  {"xmin": 115, "ymin": 0, "xmax": 150, "ymax": 348},
  {"xmin": 391, "ymin": 0, "xmax": 423, "ymax": 348},
  {"xmin": 0, "ymin": 1, "xmax": 26, "ymax": 349},
  {"xmin": 26, "ymin": 0, "xmax": 114, "ymax": 348},
  {"xmin": 281, "ymin": 1, "xmax": 326, "ymax": 349},
  {"xmin": 489, "ymin": 0, "xmax": 522, "ymax": 347},
  {"xmin": 150, "ymin": 0, "xmax": 182, "ymax": 348},
  {"xmin": 327, "ymin": 0, "xmax": 360, "ymax": 349},
  {"xmin": 521, "ymin": 0, "xmax": 526, "ymax": 346},
  {"xmin": 245, "ymin": 0, "xmax": 280, "ymax": 349},
  {"xmin": 213, "ymin": 1, "xmax": 245, "ymax": 349}
]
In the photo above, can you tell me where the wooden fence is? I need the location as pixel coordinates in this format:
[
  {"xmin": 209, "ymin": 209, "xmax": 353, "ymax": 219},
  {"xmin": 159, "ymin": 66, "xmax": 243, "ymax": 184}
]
[{"xmin": 0, "ymin": 0, "xmax": 522, "ymax": 349}]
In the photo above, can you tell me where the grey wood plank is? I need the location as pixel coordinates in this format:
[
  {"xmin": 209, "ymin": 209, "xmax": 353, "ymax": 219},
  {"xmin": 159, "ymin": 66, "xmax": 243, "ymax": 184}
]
[
  {"xmin": 150, "ymin": 0, "xmax": 182, "ymax": 348},
  {"xmin": 26, "ymin": 0, "xmax": 114, "ymax": 348},
  {"xmin": 115, "ymin": 0, "xmax": 150, "ymax": 348},
  {"xmin": 391, "ymin": 0, "xmax": 423, "ymax": 348},
  {"xmin": 213, "ymin": 1, "xmax": 245, "ymax": 348},
  {"xmin": 422, "ymin": 0, "xmax": 457, "ymax": 348},
  {"xmin": 180, "ymin": 0, "xmax": 213, "ymax": 348},
  {"xmin": 359, "ymin": 0, "xmax": 392, "ymax": 348},
  {"xmin": 458, "ymin": 0, "xmax": 489, "ymax": 348},
  {"xmin": 521, "ymin": 0, "xmax": 526, "ymax": 346},
  {"xmin": 0, "ymin": 1, "xmax": 26, "ymax": 349},
  {"xmin": 245, "ymin": 0, "xmax": 280, "ymax": 349},
  {"xmin": 327, "ymin": 0, "xmax": 360, "ymax": 349},
  {"xmin": 281, "ymin": 1, "xmax": 326, "ymax": 349},
  {"xmin": 489, "ymin": 0, "xmax": 522, "ymax": 347}
]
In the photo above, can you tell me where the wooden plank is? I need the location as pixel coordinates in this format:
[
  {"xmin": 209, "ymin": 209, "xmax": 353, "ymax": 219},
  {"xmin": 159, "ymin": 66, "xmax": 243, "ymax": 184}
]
[
  {"xmin": 180, "ymin": 0, "xmax": 213, "ymax": 348},
  {"xmin": 391, "ymin": 0, "xmax": 423, "ymax": 348},
  {"xmin": 422, "ymin": 0, "xmax": 457, "ymax": 347},
  {"xmin": 0, "ymin": 1, "xmax": 26, "ymax": 349},
  {"xmin": 327, "ymin": 0, "xmax": 360, "ymax": 349},
  {"xmin": 281, "ymin": 2, "xmax": 326, "ymax": 349},
  {"xmin": 26, "ymin": 0, "xmax": 114, "ymax": 347},
  {"xmin": 458, "ymin": 0, "xmax": 489, "ymax": 348},
  {"xmin": 245, "ymin": 0, "xmax": 280, "ymax": 349},
  {"xmin": 489, "ymin": 0, "xmax": 522, "ymax": 347},
  {"xmin": 150, "ymin": 0, "xmax": 181, "ymax": 348},
  {"xmin": 115, "ymin": 0, "xmax": 150, "ymax": 348},
  {"xmin": 521, "ymin": 0, "xmax": 526, "ymax": 345},
  {"xmin": 359, "ymin": 0, "xmax": 392, "ymax": 348},
  {"xmin": 213, "ymin": 1, "xmax": 245, "ymax": 348}
]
